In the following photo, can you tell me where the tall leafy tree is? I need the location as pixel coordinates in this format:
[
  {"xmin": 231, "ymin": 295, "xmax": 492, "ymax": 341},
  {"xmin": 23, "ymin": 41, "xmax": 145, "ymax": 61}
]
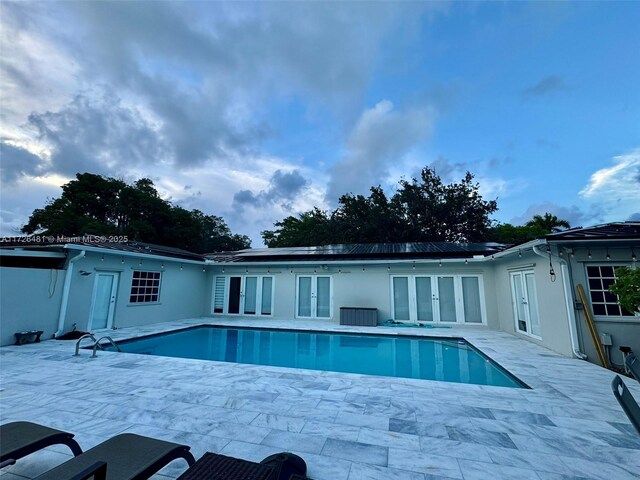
[
  {"xmin": 526, "ymin": 213, "xmax": 571, "ymax": 233},
  {"xmin": 21, "ymin": 173, "xmax": 250, "ymax": 252},
  {"xmin": 262, "ymin": 167, "xmax": 499, "ymax": 246},
  {"xmin": 487, "ymin": 213, "xmax": 571, "ymax": 245}
]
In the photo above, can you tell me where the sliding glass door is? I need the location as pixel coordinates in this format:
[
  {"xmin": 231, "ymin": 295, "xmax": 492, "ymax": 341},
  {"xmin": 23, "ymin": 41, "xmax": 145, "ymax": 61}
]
[
  {"xmin": 212, "ymin": 275, "xmax": 274, "ymax": 316},
  {"xmin": 391, "ymin": 274, "xmax": 485, "ymax": 324},
  {"xmin": 297, "ymin": 275, "xmax": 332, "ymax": 319}
]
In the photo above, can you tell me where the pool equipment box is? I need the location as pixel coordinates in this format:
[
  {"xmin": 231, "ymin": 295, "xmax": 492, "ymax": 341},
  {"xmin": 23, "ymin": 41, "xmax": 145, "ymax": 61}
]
[{"xmin": 340, "ymin": 307, "xmax": 377, "ymax": 326}]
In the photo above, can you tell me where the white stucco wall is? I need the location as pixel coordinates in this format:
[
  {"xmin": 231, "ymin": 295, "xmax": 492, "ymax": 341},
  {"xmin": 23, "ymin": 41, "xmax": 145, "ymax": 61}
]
[
  {"xmin": 566, "ymin": 247, "xmax": 640, "ymax": 367},
  {"xmin": 0, "ymin": 267, "xmax": 66, "ymax": 346},
  {"xmin": 493, "ymin": 251, "xmax": 574, "ymax": 357},
  {"xmin": 208, "ymin": 261, "xmax": 498, "ymax": 327},
  {"xmin": 62, "ymin": 252, "xmax": 208, "ymax": 333}
]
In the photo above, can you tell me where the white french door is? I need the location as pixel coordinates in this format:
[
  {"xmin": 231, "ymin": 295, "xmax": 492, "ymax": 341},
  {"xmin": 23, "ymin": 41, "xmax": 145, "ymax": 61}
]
[
  {"xmin": 510, "ymin": 270, "xmax": 541, "ymax": 338},
  {"xmin": 296, "ymin": 275, "xmax": 332, "ymax": 318},
  {"xmin": 391, "ymin": 275, "xmax": 485, "ymax": 324},
  {"xmin": 212, "ymin": 275, "xmax": 274, "ymax": 316},
  {"xmin": 88, "ymin": 272, "xmax": 119, "ymax": 330}
]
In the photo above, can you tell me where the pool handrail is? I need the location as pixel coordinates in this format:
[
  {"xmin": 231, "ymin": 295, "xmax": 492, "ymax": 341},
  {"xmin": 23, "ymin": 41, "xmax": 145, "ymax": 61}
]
[
  {"xmin": 91, "ymin": 336, "xmax": 121, "ymax": 358},
  {"xmin": 73, "ymin": 334, "xmax": 98, "ymax": 357}
]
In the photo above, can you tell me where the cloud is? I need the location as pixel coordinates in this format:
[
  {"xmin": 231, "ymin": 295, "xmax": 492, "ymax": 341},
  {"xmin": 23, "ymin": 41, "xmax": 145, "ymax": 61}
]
[
  {"xmin": 580, "ymin": 149, "xmax": 640, "ymax": 200},
  {"xmin": 27, "ymin": 91, "xmax": 166, "ymax": 176},
  {"xmin": 233, "ymin": 169, "xmax": 309, "ymax": 210},
  {"xmin": 522, "ymin": 75, "xmax": 567, "ymax": 98},
  {"xmin": 326, "ymin": 100, "xmax": 435, "ymax": 202},
  {"xmin": 0, "ymin": 141, "xmax": 45, "ymax": 183},
  {"xmin": 510, "ymin": 202, "xmax": 596, "ymax": 228}
]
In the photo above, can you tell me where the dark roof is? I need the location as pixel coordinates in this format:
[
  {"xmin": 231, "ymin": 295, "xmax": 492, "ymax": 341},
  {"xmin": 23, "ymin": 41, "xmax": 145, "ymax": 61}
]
[
  {"xmin": 546, "ymin": 222, "xmax": 640, "ymax": 241},
  {"xmin": 0, "ymin": 235, "xmax": 205, "ymax": 261},
  {"xmin": 207, "ymin": 242, "xmax": 506, "ymax": 263}
]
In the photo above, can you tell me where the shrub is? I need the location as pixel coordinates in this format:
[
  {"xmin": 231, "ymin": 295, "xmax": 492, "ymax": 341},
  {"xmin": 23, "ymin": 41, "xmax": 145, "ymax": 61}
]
[{"xmin": 609, "ymin": 267, "xmax": 640, "ymax": 314}]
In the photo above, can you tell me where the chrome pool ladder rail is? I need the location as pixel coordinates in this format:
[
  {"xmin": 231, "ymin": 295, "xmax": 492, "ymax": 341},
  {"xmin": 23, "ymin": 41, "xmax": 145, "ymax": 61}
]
[
  {"xmin": 91, "ymin": 336, "xmax": 121, "ymax": 358},
  {"xmin": 73, "ymin": 333, "xmax": 99, "ymax": 356}
]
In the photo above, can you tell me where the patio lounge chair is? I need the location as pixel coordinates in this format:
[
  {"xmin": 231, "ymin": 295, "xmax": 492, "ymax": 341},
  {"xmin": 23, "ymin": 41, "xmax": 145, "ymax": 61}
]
[
  {"xmin": 32, "ymin": 432, "xmax": 195, "ymax": 480},
  {"xmin": 612, "ymin": 375, "xmax": 640, "ymax": 435},
  {"xmin": 625, "ymin": 352, "xmax": 639, "ymax": 383},
  {"xmin": 0, "ymin": 421, "xmax": 83, "ymax": 468}
]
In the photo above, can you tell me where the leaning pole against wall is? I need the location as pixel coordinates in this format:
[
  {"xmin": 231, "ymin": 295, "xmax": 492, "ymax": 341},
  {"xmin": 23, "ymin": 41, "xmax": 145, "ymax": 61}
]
[{"xmin": 576, "ymin": 284, "xmax": 609, "ymax": 369}]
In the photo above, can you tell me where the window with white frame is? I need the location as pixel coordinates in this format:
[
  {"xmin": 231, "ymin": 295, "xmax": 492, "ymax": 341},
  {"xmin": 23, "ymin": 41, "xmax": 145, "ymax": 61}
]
[
  {"xmin": 130, "ymin": 270, "xmax": 161, "ymax": 303},
  {"xmin": 585, "ymin": 265, "xmax": 633, "ymax": 317}
]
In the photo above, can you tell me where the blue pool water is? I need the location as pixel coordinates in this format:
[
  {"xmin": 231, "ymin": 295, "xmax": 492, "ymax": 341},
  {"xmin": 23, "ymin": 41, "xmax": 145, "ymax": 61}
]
[{"xmin": 106, "ymin": 326, "xmax": 525, "ymax": 388}]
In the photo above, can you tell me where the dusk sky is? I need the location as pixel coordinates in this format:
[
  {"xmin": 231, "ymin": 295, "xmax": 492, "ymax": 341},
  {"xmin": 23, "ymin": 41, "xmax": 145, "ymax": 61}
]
[{"xmin": 1, "ymin": 1, "xmax": 639, "ymax": 246}]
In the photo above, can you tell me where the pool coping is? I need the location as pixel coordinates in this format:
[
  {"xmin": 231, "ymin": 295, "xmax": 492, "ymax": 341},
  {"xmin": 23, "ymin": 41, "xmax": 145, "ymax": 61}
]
[{"xmin": 95, "ymin": 323, "xmax": 531, "ymax": 389}]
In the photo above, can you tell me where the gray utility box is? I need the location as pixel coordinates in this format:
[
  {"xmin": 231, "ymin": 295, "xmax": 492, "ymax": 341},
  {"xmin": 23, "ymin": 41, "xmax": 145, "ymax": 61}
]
[{"xmin": 340, "ymin": 307, "xmax": 378, "ymax": 326}]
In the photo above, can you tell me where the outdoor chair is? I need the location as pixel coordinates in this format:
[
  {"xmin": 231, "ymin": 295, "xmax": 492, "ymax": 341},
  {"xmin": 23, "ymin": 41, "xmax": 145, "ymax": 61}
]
[
  {"xmin": 31, "ymin": 432, "xmax": 195, "ymax": 480},
  {"xmin": 176, "ymin": 451, "xmax": 308, "ymax": 480},
  {"xmin": 0, "ymin": 421, "xmax": 83, "ymax": 468},
  {"xmin": 612, "ymin": 375, "xmax": 640, "ymax": 435},
  {"xmin": 625, "ymin": 352, "xmax": 639, "ymax": 383}
]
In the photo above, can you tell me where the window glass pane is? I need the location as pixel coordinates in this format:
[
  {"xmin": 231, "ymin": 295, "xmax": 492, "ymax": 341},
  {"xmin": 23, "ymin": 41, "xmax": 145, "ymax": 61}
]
[
  {"xmin": 606, "ymin": 304, "xmax": 621, "ymax": 316},
  {"xmin": 588, "ymin": 278, "xmax": 602, "ymax": 290},
  {"xmin": 590, "ymin": 291, "xmax": 604, "ymax": 303},
  {"xmin": 228, "ymin": 277, "xmax": 241, "ymax": 314},
  {"xmin": 512, "ymin": 274, "xmax": 526, "ymax": 332},
  {"xmin": 600, "ymin": 266, "xmax": 614, "ymax": 277},
  {"xmin": 586, "ymin": 266, "xmax": 600, "ymax": 277},
  {"xmin": 438, "ymin": 277, "xmax": 457, "ymax": 322},
  {"xmin": 316, "ymin": 277, "xmax": 331, "ymax": 318},
  {"xmin": 525, "ymin": 273, "xmax": 541, "ymax": 337},
  {"xmin": 393, "ymin": 277, "xmax": 410, "ymax": 321},
  {"xmin": 416, "ymin": 277, "xmax": 433, "ymax": 322},
  {"xmin": 298, "ymin": 277, "xmax": 312, "ymax": 317},
  {"xmin": 243, "ymin": 277, "xmax": 257, "ymax": 315},
  {"xmin": 593, "ymin": 304, "xmax": 606, "ymax": 315},
  {"xmin": 261, "ymin": 277, "xmax": 273, "ymax": 315},
  {"xmin": 462, "ymin": 277, "xmax": 482, "ymax": 324}
]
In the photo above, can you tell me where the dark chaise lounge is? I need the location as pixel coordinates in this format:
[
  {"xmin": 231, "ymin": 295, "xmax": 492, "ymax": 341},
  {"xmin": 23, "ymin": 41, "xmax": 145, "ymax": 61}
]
[
  {"xmin": 31, "ymin": 433, "xmax": 195, "ymax": 480},
  {"xmin": 612, "ymin": 375, "xmax": 640, "ymax": 435},
  {"xmin": 0, "ymin": 421, "xmax": 83, "ymax": 468}
]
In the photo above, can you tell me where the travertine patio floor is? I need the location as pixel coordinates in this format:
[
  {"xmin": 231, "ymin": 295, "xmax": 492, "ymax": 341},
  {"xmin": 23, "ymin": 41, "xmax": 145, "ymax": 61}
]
[{"xmin": 1, "ymin": 318, "xmax": 638, "ymax": 480}]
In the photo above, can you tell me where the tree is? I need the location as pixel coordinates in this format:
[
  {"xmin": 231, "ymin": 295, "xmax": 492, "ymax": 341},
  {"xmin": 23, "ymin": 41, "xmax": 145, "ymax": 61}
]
[
  {"xmin": 609, "ymin": 267, "xmax": 640, "ymax": 314},
  {"xmin": 485, "ymin": 223, "xmax": 547, "ymax": 245},
  {"xmin": 21, "ymin": 173, "xmax": 250, "ymax": 253},
  {"xmin": 262, "ymin": 208, "xmax": 333, "ymax": 247},
  {"xmin": 262, "ymin": 167, "xmax": 499, "ymax": 246},
  {"xmin": 392, "ymin": 169, "xmax": 497, "ymax": 242},
  {"xmin": 526, "ymin": 213, "xmax": 570, "ymax": 233},
  {"xmin": 486, "ymin": 213, "xmax": 572, "ymax": 245}
]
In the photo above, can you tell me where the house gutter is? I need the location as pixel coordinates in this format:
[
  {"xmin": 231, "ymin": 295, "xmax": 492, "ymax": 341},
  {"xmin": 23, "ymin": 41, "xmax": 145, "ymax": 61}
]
[
  {"xmin": 532, "ymin": 243, "xmax": 587, "ymax": 360},
  {"xmin": 54, "ymin": 250, "xmax": 85, "ymax": 338},
  {"xmin": 63, "ymin": 244, "xmax": 204, "ymax": 265},
  {"xmin": 207, "ymin": 257, "xmax": 488, "ymax": 267}
]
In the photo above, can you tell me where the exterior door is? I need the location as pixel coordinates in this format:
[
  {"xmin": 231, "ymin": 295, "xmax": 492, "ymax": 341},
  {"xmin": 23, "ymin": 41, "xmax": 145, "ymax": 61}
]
[
  {"xmin": 216, "ymin": 275, "xmax": 274, "ymax": 316},
  {"xmin": 391, "ymin": 275, "xmax": 485, "ymax": 324},
  {"xmin": 88, "ymin": 272, "xmax": 119, "ymax": 330},
  {"xmin": 297, "ymin": 275, "xmax": 332, "ymax": 318},
  {"xmin": 510, "ymin": 271, "xmax": 541, "ymax": 337}
]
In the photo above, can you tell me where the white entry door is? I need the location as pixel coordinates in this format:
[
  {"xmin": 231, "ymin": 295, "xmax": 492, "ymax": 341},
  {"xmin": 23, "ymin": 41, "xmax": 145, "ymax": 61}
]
[
  {"xmin": 296, "ymin": 275, "xmax": 332, "ymax": 318},
  {"xmin": 510, "ymin": 270, "xmax": 541, "ymax": 338},
  {"xmin": 88, "ymin": 272, "xmax": 119, "ymax": 330}
]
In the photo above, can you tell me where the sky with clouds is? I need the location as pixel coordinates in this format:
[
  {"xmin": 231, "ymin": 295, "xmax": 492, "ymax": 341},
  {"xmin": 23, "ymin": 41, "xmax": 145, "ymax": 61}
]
[{"xmin": 1, "ymin": 1, "xmax": 639, "ymax": 246}]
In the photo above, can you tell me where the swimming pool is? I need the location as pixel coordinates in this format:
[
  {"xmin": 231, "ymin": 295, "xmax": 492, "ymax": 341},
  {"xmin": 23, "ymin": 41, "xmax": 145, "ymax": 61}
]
[{"xmin": 105, "ymin": 326, "xmax": 526, "ymax": 388}]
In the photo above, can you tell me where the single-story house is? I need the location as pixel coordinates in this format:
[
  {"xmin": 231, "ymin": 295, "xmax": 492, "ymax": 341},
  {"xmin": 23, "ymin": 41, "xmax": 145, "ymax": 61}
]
[{"xmin": 1, "ymin": 222, "xmax": 638, "ymax": 368}]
